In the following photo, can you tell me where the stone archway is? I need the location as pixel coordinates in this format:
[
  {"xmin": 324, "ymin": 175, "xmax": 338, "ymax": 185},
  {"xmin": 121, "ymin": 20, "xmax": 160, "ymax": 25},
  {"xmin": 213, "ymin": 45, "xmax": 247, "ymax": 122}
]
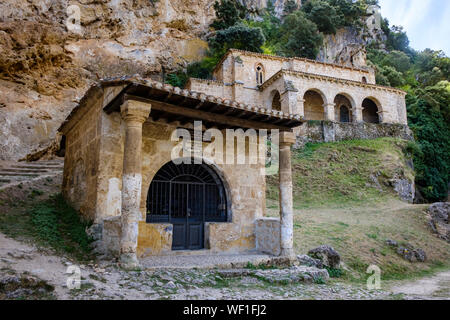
[
  {"xmin": 304, "ymin": 90, "xmax": 326, "ymax": 120},
  {"xmin": 271, "ymin": 91, "xmax": 281, "ymax": 111},
  {"xmin": 146, "ymin": 160, "xmax": 228, "ymax": 250},
  {"xmin": 334, "ymin": 94, "xmax": 354, "ymax": 123},
  {"xmin": 362, "ymin": 98, "xmax": 380, "ymax": 124}
]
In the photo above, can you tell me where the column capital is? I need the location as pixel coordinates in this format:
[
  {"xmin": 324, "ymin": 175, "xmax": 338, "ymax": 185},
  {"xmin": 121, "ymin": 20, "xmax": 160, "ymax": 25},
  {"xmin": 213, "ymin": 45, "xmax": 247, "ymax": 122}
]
[
  {"xmin": 280, "ymin": 131, "xmax": 296, "ymax": 146},
  {"xmin": 120, "ymin": 99, "xmax": 151, "ymax": 123}
]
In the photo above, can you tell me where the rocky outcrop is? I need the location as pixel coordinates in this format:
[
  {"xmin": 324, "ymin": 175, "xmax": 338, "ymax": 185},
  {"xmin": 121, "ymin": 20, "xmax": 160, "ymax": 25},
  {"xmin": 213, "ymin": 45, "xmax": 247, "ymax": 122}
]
[
  {"xmin": 297, "ymin": 254, "xmax": 323, "ymax": 269},
  {"xmin": 0, "ymin": 0, "xmax": 215, "ymax": 161},
  {"xmin": 307, "ymin": 245, "xmax": 341, "ymax": 269},
  {"xmin": 386, "ymin": 239, "xmax": 427, "ymax": 262},
  {"xmin": 318, "ymin": 5, "xmax": 386, "ymax": 68},
  {"xmin": 427, "ymin": 202, "xmax": 450, "ymax": 242}
]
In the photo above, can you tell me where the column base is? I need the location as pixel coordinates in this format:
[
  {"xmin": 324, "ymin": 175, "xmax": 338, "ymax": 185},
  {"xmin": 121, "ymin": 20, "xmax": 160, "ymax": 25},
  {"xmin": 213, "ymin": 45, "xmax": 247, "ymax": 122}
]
[
  {"xmin": 280, "ymin": 248, "xmax": 295, "ymax": 258},
  {"xmin": 119, "ymin": 253, "xmax": 140, "ymax": 270}
]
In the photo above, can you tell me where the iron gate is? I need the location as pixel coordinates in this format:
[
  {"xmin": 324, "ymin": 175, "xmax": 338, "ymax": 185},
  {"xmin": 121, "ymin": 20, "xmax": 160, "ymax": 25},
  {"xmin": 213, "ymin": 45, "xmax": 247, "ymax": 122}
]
[{"xmin": 146, "ymin": 162, "xmax": 227, "ymax": 250}]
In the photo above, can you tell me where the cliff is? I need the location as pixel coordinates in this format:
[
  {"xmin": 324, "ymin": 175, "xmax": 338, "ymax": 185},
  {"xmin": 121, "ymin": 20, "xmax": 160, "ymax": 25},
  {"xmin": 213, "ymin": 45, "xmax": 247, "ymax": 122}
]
[{"xmin": 0, "ymin": 0, "xmax": 217, "ymax": 160}]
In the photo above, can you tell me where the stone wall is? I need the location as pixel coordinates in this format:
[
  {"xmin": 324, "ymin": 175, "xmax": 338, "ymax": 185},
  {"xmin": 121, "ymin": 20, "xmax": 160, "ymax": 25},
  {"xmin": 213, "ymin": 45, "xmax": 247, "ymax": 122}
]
[
  {"xmin": 294, "ymin": 121, "xmax": 413, "ymax": 147},
  {"xmin": 61, "ymin": 88, "xmax": 104, "ymax": 221}
]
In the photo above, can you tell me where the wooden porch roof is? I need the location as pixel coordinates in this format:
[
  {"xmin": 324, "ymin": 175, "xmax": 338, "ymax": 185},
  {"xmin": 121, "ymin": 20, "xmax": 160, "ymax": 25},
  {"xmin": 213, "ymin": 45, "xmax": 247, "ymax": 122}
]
[
  {"xmin": 59, "ymin": 76, "xmax": 304, "ymax": 133},
  {"xmin": 103, "ymin": 78, "xmax": 304, "ymax": 131}
]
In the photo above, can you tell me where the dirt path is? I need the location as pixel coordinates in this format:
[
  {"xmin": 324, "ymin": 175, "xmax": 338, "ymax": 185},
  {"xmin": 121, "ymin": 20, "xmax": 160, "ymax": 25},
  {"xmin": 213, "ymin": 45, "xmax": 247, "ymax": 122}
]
[
  {"xmin": 389, "ymin": 271, "xmax": 450, "ymax": 300},
  {"xmin": 3, "ymin": 230, "xmax": 449, "ymax": 300}
]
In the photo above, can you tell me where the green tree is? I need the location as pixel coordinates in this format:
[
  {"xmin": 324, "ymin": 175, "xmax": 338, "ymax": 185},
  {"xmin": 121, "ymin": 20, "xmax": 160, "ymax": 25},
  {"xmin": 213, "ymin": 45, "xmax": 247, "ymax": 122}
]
[
  {"xmin": 406, "ymin": 91, "xmax": 450, "ymax": 202},
  {"xmin": 208, "ymin": 23, "xmax": 266, "ymax": 55},
  {"xmin": 302, "ymin": 0, "xmax": 343, "ymax": 34},
  {"xmin": 277, "ymin": 10, "xmax": 323, "ymax": 59},
  {"xmin": 210, "ymin": 0, "xmax": 248, "ymax": 30},
  {"xmin": 386, "ymin": 25, "xmax": 410, "ymax": 53},
  {"xmin": 381, "ymin": 50, "xmax": 411, "ymax": 73},
  {"xmin": 379, "ymin": 66, "xmax": 405, "ymax": 87},
  {"xmin": 282, "ymin": 0, "xmax": 299, "ymax": 17}
]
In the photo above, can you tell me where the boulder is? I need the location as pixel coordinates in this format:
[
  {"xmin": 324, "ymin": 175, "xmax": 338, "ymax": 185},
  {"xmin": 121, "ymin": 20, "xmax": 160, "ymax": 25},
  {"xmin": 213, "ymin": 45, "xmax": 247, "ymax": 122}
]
[
  {"xmin": 396, "ymin": 246, "xmax": 427, "ymax": 262},
  {"xmin": 386, "ymin": 239, "xmax": 398, "ymax": 247},
  {"xmin": 297, "ymin": 254, "xmax": 324, "ymax": 269},
  {"xmin": 307, "ymin": 245, "xmax": 341, "ymax": 269},
  {"xmin": 427, "ymin": 202, "xmax": 450, "ymax": 243}
]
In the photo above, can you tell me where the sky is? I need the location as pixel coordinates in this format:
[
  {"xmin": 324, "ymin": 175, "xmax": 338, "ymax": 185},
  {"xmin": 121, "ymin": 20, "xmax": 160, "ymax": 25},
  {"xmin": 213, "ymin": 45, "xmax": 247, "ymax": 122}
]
[{"xmin": 378, "ymin": 0, "xmax": 450, "ymax": 55}]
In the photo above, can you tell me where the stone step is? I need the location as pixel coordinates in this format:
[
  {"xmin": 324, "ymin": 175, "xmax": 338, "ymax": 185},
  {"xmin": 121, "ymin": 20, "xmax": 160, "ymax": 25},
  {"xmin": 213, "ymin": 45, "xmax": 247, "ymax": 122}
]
[
  {"xmin": 0, "ymin": 168, "xmax": 50, "ymax": 174},
  {"xmin": 0, "ymin": 179, "xmax": 11, "ymax": 183},
  {"xmin": 11, "ymin": 165, "xmax": 63, "ymax": 170},
  {"xmin": 0, "ymin": 172, "xmax": 40, "ymax": 177}
]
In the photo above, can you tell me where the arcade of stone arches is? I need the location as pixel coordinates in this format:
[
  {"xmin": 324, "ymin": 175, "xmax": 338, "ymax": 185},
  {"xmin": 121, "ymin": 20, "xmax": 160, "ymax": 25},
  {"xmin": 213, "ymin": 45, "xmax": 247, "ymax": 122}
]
[{"xmin": 271, "ymin": 89, "xmax": 381, "ymax": 124}]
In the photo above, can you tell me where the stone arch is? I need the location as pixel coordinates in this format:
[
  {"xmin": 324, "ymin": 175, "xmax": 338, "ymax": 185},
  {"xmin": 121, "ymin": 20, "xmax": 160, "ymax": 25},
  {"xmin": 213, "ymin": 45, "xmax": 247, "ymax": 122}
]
[
  {"xmin": 362, "ymin": 76, "xmax": 367, "ymax": 83},
  {"xmin": 362, "ymin": 97, "xmax": 381, "ymax": 124},
  {"xmin": 303, "ymin": 89, "xmax": 327, "ymax": 120},
  {"xmin": 146, "ymin": 157, "xmax": 233, "ymax": 223},
  {"xmin": 255, "ymin": 63, "xmax": 265, "ymax": 85},
  {"xmin": 333, "ymin": 93, "xmax": 355, "ymax": 123},
  {"xmin": 271, "ymin": 90, "xmax": 281, "ymax": 111}
]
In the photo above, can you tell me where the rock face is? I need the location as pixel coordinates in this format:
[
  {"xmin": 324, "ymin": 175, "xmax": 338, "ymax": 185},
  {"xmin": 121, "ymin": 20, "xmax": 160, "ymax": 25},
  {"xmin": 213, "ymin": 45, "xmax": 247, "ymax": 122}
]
[
  {"xmin": 307, "ymin": 245, "xmax": 341, "ymax": 269},
  {"xmin": 318, "ymin": 5, "xmax": 386, "ymax": 68},
  {"xmin": 427, "ymin": 202, "xmax": 450, "ymax": 243},
  {"xmin": 0, "ymin": 0, "xmax": 215, "ymax": 160}
]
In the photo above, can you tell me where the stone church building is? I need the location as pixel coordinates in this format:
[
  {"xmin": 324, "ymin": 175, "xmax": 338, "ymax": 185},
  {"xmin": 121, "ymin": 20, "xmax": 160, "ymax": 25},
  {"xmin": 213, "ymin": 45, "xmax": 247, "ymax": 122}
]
[{"xmin": 59, "ymin": 49, "xmax": 407, "ymax": 267}]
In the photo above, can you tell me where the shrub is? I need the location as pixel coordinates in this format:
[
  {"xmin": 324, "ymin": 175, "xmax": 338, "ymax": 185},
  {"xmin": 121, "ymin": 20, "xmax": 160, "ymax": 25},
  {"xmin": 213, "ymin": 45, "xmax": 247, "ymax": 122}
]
[
  {"xmin": 210, "ymin": 0, "xmax": 248, "ymax": 30},
  {"xmin": 277, "ymin": 10, "xmax": 323, "ymax": 59},
  {"xmin": 208, "ymin": 23, "xmax": 266, "ymax": 55}
]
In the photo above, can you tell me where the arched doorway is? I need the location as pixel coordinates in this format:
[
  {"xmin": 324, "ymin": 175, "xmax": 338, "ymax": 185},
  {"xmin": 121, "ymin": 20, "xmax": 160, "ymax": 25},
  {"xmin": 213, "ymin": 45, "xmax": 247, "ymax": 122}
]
[
  {"xmin": 362, "ymin": 98, "xmax": 380, "ymax": 124},
  {"xmin": 334, "ymin": 94, "xmax": 353, "ymax": 123},
  {"xmin": 146, "ymin": 161, "xmax": 227, "ymax": 250},
  {"xmin": 304, "ymin": 90, "xmax": 325, "ymax": 120},
  {"xmin": 271, "ymin": 91, "xmax": 281, "ymax": 111}
]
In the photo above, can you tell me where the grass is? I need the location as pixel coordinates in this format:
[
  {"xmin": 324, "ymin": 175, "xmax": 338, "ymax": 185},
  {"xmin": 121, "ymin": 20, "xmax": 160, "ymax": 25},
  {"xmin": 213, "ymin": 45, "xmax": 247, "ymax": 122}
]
[
  {"xmin": 266, "ymin": 138, "xmax": 450, "ymax": 283},
  {"xmin": 0, "ymin": 193, "xmax": 94, "ymax": 262},
  {"xmin": 267, "ymin": 137, "xmax": 415, "ymax": 209}
]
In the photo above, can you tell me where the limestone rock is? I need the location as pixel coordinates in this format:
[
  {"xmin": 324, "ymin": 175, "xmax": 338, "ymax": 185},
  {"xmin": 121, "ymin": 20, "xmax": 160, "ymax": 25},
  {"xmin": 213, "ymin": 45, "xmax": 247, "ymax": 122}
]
[
  {"xmin": 396, "ymin": 246, "xmax": 427, "ymax": 263},
  {"xmin": 0, "ymin": 0, "xmax": 216, "ymax": 161},
  {"xmin": 307, "ymin": 245, "xmax": 341, "ymax": 269},
  {"xmin": 385, "ymin": 239, "xmax": 398, "ymax": 247},
  {"xmin": 297, "ymin": 254, "xmax": 324, "ymax": 269},
  {"xmin": 427, "ymin": 202, "xmax": 450, "ymax": 243}
]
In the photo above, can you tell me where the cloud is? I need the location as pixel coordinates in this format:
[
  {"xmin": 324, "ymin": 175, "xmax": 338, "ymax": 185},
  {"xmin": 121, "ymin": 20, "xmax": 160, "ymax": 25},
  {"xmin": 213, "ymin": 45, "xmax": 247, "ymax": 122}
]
[{"xmin": 378, "ymin": 0, "xmax": 449, "ymax": 55}]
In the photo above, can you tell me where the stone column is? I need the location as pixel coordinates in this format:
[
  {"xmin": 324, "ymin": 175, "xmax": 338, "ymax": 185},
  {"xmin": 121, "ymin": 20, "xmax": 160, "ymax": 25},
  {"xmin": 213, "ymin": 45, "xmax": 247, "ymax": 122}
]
[
  {"xmin": 119, "ymin": 99, "xmax": 151, "ymax": 269},
  {"xmin": 279, "ymin": 131, "xmax": 296, "ymax": 258},
  {"xmin": 354, "ymin": 107, "xmax": 364, "ymax": 123},
  {"xmin": 297, "ymin": 98, "xmax": 305, "ymax": 118},
  {"xmin": 323, "ymin": 103, "xmax": 336, "ymax": 122}
]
